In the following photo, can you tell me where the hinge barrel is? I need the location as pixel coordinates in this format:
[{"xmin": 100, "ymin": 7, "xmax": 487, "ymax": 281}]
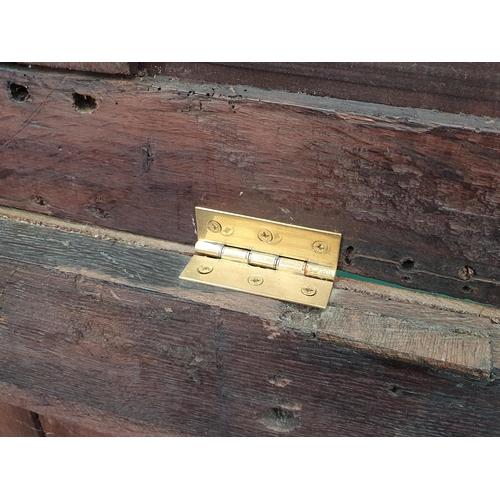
[{"xmin": 195, "ymin": 240, "xmax": 335, "ymax": 281}]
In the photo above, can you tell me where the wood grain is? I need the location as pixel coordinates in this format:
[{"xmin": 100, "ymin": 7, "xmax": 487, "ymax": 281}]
[
  {"xmin": 1, "ymin": 65, "xmax": 500, "ymax": 305},
  {"xmin": 38, "ymin": 415, "xmax": 106, "ymax": 436},
  {"xmin": 1, "ymin": 215, "xmax": 500, "ymax": 435},
  {"xmin": 19, "ymin": 63, "xmax": 132, "ymax": 75},
  {"xmin": 139, "ymin": 63, "xmax": 500, "ymax": 118},
  {"xmin": 0, "ymin": 402, "xmax": 42, "ymax": 436}
]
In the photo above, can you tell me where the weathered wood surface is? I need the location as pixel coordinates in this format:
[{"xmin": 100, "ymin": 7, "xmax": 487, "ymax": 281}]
[
  {"xmin": 19, "ymin": 62, "xmax": 133, "ymax": 75},
  {"xmin": 1, "ymin": 65, "xmax": 499, "ymax": 304},
  {"xmin": 0, "ymin": 402, "xmax": 43, "ymax": 436},
  {"xmin": 1, "ymin": 213, "xmax": 500, "ymax": 436},
  {"xmin": 139, "ymin": 63, "xmax": 500, "ymax": 118},
  {"xmin": 38, "ymin": 415, "xmax": 105, "ymax": 437}
]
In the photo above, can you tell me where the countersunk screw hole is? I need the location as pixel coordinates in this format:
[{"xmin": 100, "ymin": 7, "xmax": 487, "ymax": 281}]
[
  {"xmin": 401, "ymin": 258, "xmax": 414, "ymax": 270},
  {"xmin": 72, "ymin": 93, "xmax": 97, "ymax": 113},
  {"xmin": 312, "ymin": 241, "xmax": 327, "ymax": 254},
  {"xmin": 462, "ymin": 285, "xmax": 473, "ymax": 293},
  {"xmin": 9, "ymin": 82, "xmax": 30, "ymax": 102},
  {"xmin": 32, "ymin": 195, "xmax": 45, "ymax": 206},
  {"xmin": 207, "ymin": 220, "xmax": 222, "ymax": 233},
  {"xmin": 258, "ymin": 229, "xmax": 273, "ymax": 243},
  {"xmin": 248, "ymin": 275, "xmax": 264, "ymax": 286},
  {"xmin": 197, "ymin": 264, "xmax": 213, "ymax": 274}
]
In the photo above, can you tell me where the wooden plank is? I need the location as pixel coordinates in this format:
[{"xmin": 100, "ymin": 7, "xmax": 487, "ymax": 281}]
[
  {"xmin": 37, "ymin": 415, "xmax": 106, "ymax": 436},
  {"xmin": 19, "ymin": 63, "xmax": 133, "ymax": 75},
  {"xmin": 1, "ymin": 64, "xmax": 500, "ymax": 305},
  {"xmin": 0, "ymin": 402, "xmax": 42, "ymax": 436},
  {"xmin": 139, "ymin": 62, "xmax": 500, "ymax": 118},
  {"xmin": 1, "ymin": 214, "xmax": 500, "ymax": 435}
]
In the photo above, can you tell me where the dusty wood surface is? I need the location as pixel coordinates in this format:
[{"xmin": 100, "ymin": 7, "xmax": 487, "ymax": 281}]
[
  {"xmin": 19, "ymin": 63, "xmax": 133, "ymax": 75},
  {"xmin": 139, "ymin": 63, "xmax": 500, "ymax": 118},
  {"xmin": 1, "ymin": 215, "xmax": 500, "ymax": 436},
  {"xmin": 0, "ymin": 65, "xmax": 499, "ymax": 305},
  {"xmin": 0, "ymin": 402, "xmax": 42, "ymax": 436}
]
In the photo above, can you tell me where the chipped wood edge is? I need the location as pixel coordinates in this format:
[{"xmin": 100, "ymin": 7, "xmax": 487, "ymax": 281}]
[
  {"xmin": 2, "ymin": 205, "xmax": 498, "ymax": 322},
  {"xmin": 1, "ymin": 206, "xmax": 499, "ymax": 379}
]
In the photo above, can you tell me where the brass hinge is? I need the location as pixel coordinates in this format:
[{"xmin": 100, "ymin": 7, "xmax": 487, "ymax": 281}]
[{"xmin": 179, "ymin": 207, "xmax": 342, "ymax": 308}]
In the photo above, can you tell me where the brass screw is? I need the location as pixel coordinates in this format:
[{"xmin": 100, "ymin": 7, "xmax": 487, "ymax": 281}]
[
  {"xmin": 197, "ymin": 264, "xmax": 213, "ymax": 274},
  {"xmin": 258, "ymin": 229, "xmax": 273, "ymax": 243},
  {"xmin": 312, "ymin": 241, "xmax": 327, "ymax": 254},
  {"xmin": 301, "ymin": 285, "xmax": 317, "ymax": 296},
  {"xmin": 207, "ymin": 220, "xmax": 222, "ymax": 233},
  {"xmin": 248, "ymin": 275, "xmax": 264, "ymax": 286}
]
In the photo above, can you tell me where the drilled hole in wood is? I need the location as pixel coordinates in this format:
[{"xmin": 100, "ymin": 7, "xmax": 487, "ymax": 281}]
[
  {"xmin": 401, "ymin": 258, "xmax": 414, "ymax": 270},
  {"xmin": 260, "ymin": 407, "xmax": 298, "ymax": 432},
  {"xmin": 32, "ymin": 195, "xmax": 45, "ymax": 206},
  {"xmin": 401, "ymin": 276, "xmax": 411, "ymax": 282},
  {"xmin": 73, "ymin": 93, "xmax": 97, "ymax": 113},
  {"xmin": 458, "ymin": 265, "xmax": 476, "ymax": 280},
  {"xmin": 9, "ymin": 82, "xmax": 29, "ymax": 102},
  {"xmin": 391, "ymin": 385, "xmax": 399, "ymax": 393},
  {"xmin": 462, "ymin": 285, "xmax": 473, "ymax": 294},
  {"xmin": 344, "ymin": 246, "xmax": 355, "ymax": 265}
]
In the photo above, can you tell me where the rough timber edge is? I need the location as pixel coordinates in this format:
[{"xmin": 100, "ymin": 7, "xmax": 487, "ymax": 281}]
[
  {"xmin": 1, "ymin": 205, "xmax": 499, "ymax": 379},
  {"xmin": 1, "ymin": 205, "xmax": 499, "ymax": 323}
]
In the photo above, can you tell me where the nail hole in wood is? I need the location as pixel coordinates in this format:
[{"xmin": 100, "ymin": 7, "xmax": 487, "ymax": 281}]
[
  {"xmin": 401, "ymin": 276, "xmax": 411, "ymax": 282},
  {"xmin": 458, "ymin": 265, "xmax": 476, "ymax": 280},
  {"xmin": 344, "ymin": 246, "xmax": 355, "ymax": 265},
  {"xmin": 32, "ymin": 195, "xmax": 45, "ymax": 206},
  {"xmin": 9, "ymin": 82, "xmax": 30, "ymax": 102},
  {"xmin": 73, "ymin": 93, "xmax": 97, "ymax": 113},
  {"xmin": 401, "ymin": 258, "xmax": 414, "ymax": 270},
  {"xmin": 462, "ymin": 285, "xmax": 473, "ymax": 294}
]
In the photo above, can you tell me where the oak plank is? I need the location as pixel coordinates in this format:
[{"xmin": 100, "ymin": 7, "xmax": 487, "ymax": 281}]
[
  {"xmin": 1, "ymin": 215, "xmax": 500, "ymax": 435},
  {"xmin": 139, "ymin": 62, "xmax": 500, "ymax": 118},
  {"xmin": 19, "ymin": 62, "xmax": 132, "ymax": 75},
  {"xmin": 0, "ymin": 64, "xmax": 499, "ymax": 306}
]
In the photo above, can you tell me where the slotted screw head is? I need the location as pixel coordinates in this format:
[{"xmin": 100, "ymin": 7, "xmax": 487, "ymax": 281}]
[
  {"xmin": 207, "ymin": 220, "xmax": 222, "ymax": 233},
  {"xmin": 248, "ymin": 275, "xmax": 264, "ymax": 286},
  {"xmin": 301, "ymin": 285, "xmax": 317, "ymax": 296},
  {"xmin": 197, "ymin": 264, "xmax": 213, "ymax": 274},
  {"xmin": 312, "ymin": 241, "xmax": 327, "ymax": 253},
  {"xmin": 258, "ymin": 229, "xmax": 273, "ymax": 243}
]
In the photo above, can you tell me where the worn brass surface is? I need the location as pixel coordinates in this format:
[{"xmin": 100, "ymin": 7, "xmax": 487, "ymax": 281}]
[{"xmin": 179, "ymin": 207, "xmax": 342, "ymax": 308}]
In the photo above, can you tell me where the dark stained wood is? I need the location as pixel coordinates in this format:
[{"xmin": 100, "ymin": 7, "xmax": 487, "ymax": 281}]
[
  {"xmin": 138, "ymin": 62, "xmax": 500, "ymax": 118},
  {"xmin": 19, "ymin": 62, "xmax": 133, "ymax": 76},
  {"xmin": 1, "ymin": 65, "xmax": 500, "ymax": 305},
  {"xmin": 0, "ymin": 402, "xmax": 42, "ymax": 436},
  {"xmin": 1, "ymin": 215, "xmax": 500, "ymax": 436},
  {"xmin": 38, "ymin": 415, "xmax": 106, "ymax": 436}
]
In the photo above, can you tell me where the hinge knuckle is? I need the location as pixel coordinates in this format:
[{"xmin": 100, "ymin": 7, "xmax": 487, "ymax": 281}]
[{"xmin": 180, "ymin": 208, "xmax": 342, "ymax": 308}]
